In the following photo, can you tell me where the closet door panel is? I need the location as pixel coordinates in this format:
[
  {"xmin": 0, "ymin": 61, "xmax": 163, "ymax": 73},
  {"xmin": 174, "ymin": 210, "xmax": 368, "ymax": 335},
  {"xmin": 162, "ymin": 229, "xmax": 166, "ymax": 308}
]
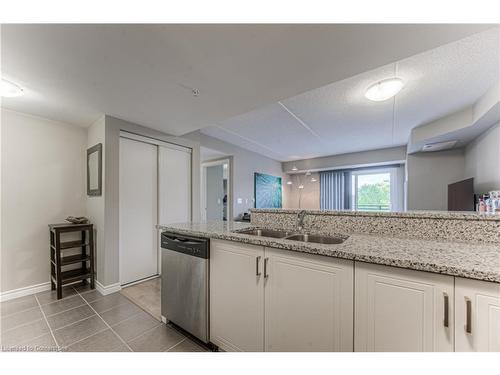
[
  {"xmin": 119, "ymin": 137, "xmax": 158, "ymax": 285},
  {"xmin": 158, "ymin": 146, "xmax": 191, "ymax": 225}
]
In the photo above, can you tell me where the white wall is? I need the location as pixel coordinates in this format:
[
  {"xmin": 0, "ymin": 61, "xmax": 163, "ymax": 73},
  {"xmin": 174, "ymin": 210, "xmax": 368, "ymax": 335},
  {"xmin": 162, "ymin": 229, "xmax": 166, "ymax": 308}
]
[
  {"xmin": 184, "ymin": 131, "xmax": 284, "ymax": 218},
  {"xmin": 86, "ymin": 116, "xmax": 106, "ymax": 286},
  {"xmin": 1, "ymin": 109, "xmax": 87, "ymax": 293},
  {"xmin": 464, "ymin": 121, "xmax": 500, "ymax": 193},
  {"xmin": 282, "ymin": 146, "xmax": 407, "ymax": 173},
  {"xmin": 283, "ymin": 173, "xmax": 320, "ymax": 210},
  {"xmin": 406, "ymin": 148, "xmax": 465, "ymax": 211}
]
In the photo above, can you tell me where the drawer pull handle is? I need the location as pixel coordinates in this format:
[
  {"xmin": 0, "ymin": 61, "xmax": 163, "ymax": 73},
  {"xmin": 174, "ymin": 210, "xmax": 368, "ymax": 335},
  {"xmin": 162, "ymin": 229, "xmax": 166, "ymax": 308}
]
[
  {"xmin": 443, "ymin": 293, "xmax": 449, "ymax": 328},
  {"xmin": 465, "ymin": 298, "xmax": 472, "ymax": 334},
  {"xmin": 256, "ymin": 256, "xmax": 261, "ymax": 276},
  {"xmin": 264, "ymin": 257, "xmax": 269, "ymax": 278}
]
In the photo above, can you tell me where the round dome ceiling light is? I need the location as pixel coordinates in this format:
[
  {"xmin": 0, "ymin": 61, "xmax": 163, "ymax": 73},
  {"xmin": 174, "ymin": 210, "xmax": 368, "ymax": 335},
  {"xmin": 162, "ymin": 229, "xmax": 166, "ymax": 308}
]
[
  {"xmin": 1, "ymin": 79, "xmax": 24, "ymax": 97},
  {"xmin": 365, "ymin": 78, "xmax": 404, "ymax": 102}
]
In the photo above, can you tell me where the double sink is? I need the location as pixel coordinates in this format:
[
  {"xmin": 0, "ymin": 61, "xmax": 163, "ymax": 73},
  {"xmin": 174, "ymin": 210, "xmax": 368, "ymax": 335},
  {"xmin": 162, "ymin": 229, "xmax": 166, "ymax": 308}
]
[{"xmin": 234, "ymin": 228, "xmax": 347, "ymax": 245}]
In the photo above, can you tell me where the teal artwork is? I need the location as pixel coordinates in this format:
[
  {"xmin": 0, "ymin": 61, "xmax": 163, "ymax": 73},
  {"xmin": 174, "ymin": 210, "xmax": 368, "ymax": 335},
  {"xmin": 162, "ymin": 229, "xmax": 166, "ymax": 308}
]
[{"xmin": 254, "ymin": 173, "xmax": 282, "ymax": 208}]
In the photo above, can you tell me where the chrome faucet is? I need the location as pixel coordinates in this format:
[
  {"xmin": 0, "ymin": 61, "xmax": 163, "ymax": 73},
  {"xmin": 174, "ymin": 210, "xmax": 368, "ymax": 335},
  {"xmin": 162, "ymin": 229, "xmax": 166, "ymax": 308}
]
[{"xmin": 297, "ymin": 210, "xmax": 307, "ymax": 231}]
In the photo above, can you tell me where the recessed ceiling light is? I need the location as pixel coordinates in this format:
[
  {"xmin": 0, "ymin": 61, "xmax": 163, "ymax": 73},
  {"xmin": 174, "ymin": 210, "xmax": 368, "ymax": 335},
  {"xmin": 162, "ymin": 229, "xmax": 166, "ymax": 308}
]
[
  {"xmin": 1, "ymin": 79, "xmax": 24, "ymax": 97},
  {"xmin": 286, "ymin": 181, "xmax": 293, "ymax": 185},
  {"xmin": 298, "ymin": 184, "xmax": 304, "ymax": 189},
  {"xmin": 365, "ymin": 78, "xmax": 403, "ymax": 102},
  {"xmin": 311, "ymin": 177, "xmax": 317, "ymax": 182}
]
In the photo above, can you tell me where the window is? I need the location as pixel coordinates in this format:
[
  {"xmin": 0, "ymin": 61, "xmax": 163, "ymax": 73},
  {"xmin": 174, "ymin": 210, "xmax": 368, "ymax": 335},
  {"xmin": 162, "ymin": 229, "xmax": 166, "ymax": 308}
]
[
  {"xmin": 351, "ymin": 167, "xmax": 402, "ymax": 212},
  {"xmin": 320, "ymin": 166, "xmax": 403, "ymax": 212}
]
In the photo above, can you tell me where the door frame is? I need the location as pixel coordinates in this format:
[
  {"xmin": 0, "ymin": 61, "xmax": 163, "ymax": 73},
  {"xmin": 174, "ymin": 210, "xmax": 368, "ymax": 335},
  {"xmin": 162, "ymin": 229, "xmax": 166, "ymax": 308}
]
[{"xmin": 201, "ymin": 157, "xmax": 233, "ymax": 222}]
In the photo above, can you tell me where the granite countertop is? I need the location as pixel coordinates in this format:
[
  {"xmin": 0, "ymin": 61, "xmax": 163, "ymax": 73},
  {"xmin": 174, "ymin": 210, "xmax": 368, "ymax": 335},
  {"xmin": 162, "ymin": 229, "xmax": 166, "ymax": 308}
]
[
  {"xmin": 157, "ymin": 221, "xmax": 500, "ymax": 283},
  {"xmin": 250, "ymin": 208, "xmax": 500, "ymax": 221}
]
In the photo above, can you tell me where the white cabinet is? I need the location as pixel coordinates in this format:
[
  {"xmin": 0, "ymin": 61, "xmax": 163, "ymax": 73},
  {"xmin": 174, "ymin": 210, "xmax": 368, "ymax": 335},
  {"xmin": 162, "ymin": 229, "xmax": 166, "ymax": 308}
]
[
  {"xmin": 210, "ymin": 240, "xmax": 265, "ymax": 351},
  {"xmin": 209, "ymin": 240, "xmax": 354, "ymax": 352},
  {"xmin": 455, "ymin": 277, "xmax": 500, "ymax": 352},
  {"xmin": 264, "ymin": 248, "xmax": 353, "ymax": 351},
  {"xmin": 355, "ymin": 262, "xmax": 454, "ymax": 352}
]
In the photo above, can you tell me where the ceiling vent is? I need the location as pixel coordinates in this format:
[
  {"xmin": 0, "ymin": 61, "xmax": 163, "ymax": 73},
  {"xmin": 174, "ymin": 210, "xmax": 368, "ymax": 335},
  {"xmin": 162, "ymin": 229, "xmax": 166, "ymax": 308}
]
[{"xmin": 421, "ymin": 140, "xmax": 458, "ymax": 152}]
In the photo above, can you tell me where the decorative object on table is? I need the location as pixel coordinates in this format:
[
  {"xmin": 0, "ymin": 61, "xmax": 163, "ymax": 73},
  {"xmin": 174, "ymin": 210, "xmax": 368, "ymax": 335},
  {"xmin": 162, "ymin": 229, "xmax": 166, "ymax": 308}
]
[
  {"xmin": 49, "ymin": 223, "xmax": 95, "ymax": 299},
  {"xmin": 87, "ymin": 143, "xmax": 102, "ymax": 196},
  {"xmin": 254, "ymin": 172, "xmax": 282, "ymax": 209},
  {"xmin": 65, "ymin": 216, "xmax": 89, "ymax": 224}
]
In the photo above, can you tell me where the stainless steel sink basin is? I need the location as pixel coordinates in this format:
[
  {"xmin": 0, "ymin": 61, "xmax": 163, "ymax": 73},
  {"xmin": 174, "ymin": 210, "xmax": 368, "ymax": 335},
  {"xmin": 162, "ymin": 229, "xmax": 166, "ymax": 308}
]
[
  {"xmin": 235, "ymin": 228, "xmax": 292, "ymax": 238},
  {"xmin": 235, "ymin": 228, "xmax": 347, "ymax": 244},
  {"xmin": 285, "ymin": 233, "xmax": 346, "ymax": 244}
]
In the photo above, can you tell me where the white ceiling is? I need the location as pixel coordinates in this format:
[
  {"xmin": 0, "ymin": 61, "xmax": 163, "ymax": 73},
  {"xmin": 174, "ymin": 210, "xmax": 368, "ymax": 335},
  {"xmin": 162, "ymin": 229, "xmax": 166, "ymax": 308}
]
[
  {"xmin": 200, "ymin": 146, "xmax": 229, "ymax": 162},
  {"xmin": 1, "ymin": 24, "xmax": 493, "ymax": 134},
  {"xmin": 202, "ymin": 27, "xmax": 500, "ymax": 161}
]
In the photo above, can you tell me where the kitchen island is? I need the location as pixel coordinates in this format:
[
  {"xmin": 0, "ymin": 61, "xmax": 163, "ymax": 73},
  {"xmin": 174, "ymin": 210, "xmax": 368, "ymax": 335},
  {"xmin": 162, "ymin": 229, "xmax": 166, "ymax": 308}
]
[{"xmin": 158, "ymin": 209, "xmax": 500, "ymax": 352}]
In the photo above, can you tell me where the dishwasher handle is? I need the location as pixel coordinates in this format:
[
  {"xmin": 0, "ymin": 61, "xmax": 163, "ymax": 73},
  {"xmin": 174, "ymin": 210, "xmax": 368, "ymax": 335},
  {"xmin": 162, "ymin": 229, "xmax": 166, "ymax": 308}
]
[{"xmin": 161, "ymin": 232, "xmax": 209, "ymax": 259}]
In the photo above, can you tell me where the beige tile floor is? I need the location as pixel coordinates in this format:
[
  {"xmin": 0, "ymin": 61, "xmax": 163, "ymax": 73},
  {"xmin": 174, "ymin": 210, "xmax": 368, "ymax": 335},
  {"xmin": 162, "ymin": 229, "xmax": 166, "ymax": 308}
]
[
  {"xmin": 120, "ymin": 278, "xmax": 161, "ymax": 321},
  {"xmin": 0, "ymin": 281, "xmax": 207, "ymax": 352}
]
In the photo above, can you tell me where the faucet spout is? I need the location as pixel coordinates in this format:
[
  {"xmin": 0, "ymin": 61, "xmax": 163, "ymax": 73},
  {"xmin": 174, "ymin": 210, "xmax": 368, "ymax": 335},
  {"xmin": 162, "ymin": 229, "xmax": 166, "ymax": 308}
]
[{"xmin": 297, "ymin": 210, "xmax": 307, "ymax": 231}]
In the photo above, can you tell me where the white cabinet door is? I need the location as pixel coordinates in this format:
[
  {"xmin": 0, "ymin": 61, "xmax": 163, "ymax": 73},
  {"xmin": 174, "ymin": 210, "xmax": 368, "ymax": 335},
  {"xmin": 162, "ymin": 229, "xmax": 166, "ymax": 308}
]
[
  {"xmin": 355, "ymin": 262, "xmax": 454, "ymax": 352},
  {"xmin": 455, "ymin": 278, "xmax": 500, "ymax": 352},
  {"xmin": 264, "ymin": 248, "xmax": 354, "ymax": 352},
  {"xmin": 210, "ymin": 240, "xmax": 265, "ymax": 351}
]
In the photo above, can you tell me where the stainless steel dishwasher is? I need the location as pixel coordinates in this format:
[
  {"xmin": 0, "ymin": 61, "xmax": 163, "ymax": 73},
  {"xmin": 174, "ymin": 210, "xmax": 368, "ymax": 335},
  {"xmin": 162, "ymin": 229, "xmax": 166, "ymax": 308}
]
[{"xmin": 161, "ymin": 232, "xmax": 209, "ymax": 343}]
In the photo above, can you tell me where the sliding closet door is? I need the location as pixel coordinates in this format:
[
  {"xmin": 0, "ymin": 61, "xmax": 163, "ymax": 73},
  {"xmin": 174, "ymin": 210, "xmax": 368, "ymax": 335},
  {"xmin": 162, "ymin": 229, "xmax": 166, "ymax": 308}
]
[
  {"xmin": 158, "ymin": 145, "xmax": 191, "ymax": 225},
  {"xmin": 119, "ymin": 137, "xmax": 158, "ymax": 285}
]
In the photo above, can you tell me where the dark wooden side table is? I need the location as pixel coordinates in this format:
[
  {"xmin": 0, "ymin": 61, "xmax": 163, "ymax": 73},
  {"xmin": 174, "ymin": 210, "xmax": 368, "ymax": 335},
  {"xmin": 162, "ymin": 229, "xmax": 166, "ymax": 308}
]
[{"xmin": 48, "ymin": 223, "xmax": 95, "ymax": 299}]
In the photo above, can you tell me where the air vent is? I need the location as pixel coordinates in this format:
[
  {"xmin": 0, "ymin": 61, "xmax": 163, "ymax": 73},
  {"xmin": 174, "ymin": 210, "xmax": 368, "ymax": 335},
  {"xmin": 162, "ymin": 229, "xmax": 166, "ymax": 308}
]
[{"xmin": 422, "ymin": 140, "xmax": 458, "ymax": 152}]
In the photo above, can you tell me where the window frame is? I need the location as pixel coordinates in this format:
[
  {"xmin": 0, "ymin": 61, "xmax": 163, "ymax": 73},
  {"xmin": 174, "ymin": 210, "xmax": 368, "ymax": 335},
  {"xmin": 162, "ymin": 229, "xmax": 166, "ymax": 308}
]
[{"xmin": 350, "ymin": 167, "xmax": 403, "ymax": 212}]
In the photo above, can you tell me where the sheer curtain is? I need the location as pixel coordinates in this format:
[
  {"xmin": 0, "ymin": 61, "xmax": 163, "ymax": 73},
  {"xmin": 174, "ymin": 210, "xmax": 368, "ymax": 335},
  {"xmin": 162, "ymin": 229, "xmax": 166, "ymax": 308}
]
[{"xmin": 319, "ymin": 171, "xmax": 350, "ymax": 210}]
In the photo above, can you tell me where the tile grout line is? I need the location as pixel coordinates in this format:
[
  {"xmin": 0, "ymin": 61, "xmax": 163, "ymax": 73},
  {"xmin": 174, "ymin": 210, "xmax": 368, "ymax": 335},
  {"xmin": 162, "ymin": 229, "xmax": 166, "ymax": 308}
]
[
  {"xmin": 1, "ymin": 301, "xmax": 44, "ymax": 319},
  {"xmin": 42, "ymin": 302, "xmax": 87, "ymax": 319},
  {"xmin": 125, "ymin": 319, "xmax": 164, "ymax": 345},
  {"xmin": 120, "ymin": 292, "xmax": 161, "ymax": 320},
  {"xmin": 50, "ymin": 312, "xmax": 99, "ymax": 333},
  {"xmin": 34, "ymin": 294, "xmax": 60, "ymax": 351},
  {"xmin": 164, "ymin": 337, "xmax": 188, "ymax": 352},
  {"xmin": 60, "ymin": 327, "xmax": 110, "ymax": 351},
  {"xmin": 2, "ymin": 323, "xmax": 55, "ymax": 349},
  {"xmin": 73, "ymin": 287, "xmax": 134, "ymax": 352},
  {"xmin": 2, "ymin": 317, "xmax": 45, "ymax": 335}
]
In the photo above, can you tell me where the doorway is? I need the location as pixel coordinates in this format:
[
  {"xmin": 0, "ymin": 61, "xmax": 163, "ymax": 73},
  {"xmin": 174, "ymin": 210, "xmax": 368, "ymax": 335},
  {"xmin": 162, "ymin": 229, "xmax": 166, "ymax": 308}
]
[{"xmin": 201, "ymin": 158, "xmax": 232, "ymax": 222}]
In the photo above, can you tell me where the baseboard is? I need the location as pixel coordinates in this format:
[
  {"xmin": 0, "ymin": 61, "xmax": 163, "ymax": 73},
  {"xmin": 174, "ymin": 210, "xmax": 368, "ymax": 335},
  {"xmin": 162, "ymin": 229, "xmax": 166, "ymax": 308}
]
[
  {"xmin": 0, "ymin": 282, "xmax": 52, "ymax": 302},
  {"xmin": 0, "ymin": 279, "xmax": 122, "ymax": 302},
  {"xmin": 95, "ymin": 281, "xmax": 122, "ymax": 295}
]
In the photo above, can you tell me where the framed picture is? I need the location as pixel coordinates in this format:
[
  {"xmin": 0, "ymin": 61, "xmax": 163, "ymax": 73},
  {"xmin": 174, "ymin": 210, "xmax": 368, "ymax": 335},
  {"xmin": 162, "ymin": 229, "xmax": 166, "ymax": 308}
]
[
  {"xmin": 87, "ymin": 143, "xmax": 102, "ymax": 196},
  {"xmin": 254, "ymin": 172, "xmax": 282, "ymax": 208}
]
